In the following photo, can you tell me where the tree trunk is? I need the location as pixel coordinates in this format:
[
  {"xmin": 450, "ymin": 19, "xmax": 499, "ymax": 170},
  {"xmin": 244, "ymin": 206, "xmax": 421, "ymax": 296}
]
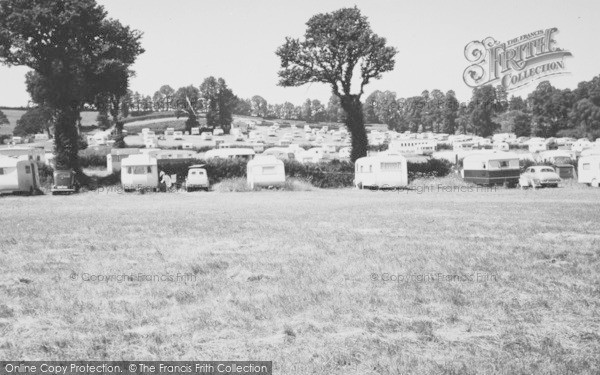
[
  {"xmin": 340, "ymin": 95, "xmax": 368, "ymax": 162},
  {"xmin": 111, "ymin": 97, "xmax": 126, "ymax": 148},
  {"xmin": 54, "ymin": 105, "xmax": 86, "ymax": 182}
]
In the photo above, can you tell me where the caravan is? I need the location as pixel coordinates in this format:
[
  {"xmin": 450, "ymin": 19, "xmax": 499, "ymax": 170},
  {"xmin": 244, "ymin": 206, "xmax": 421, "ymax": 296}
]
[
  {"xmin": 204, "ymin": 148, "xmax": 255, "ymax": 160},
  {"xmin": 354, "ymin": 154, "xmax": 408, "ymax": 189},
  {"xmin": 120, "ymin": 154, "xmax": 159, "ymax": 192},
  {"xmin": 388, "ymin": 139, "xmax": 436, "ymax": 155},
  {"xmin": 246, "ymin": 155, "xmax": 286, "ymax": 189},
  {"xmin": 0, "ymin": 155, "xmax": 40, "ymax": 195},
  {"xmin": 578, "ymin": 155, "xmax": 600, "ymax": 187},
  {"xmin": 461, "ymin": 152, "xmax": 520, "ymax": 186},
  {"xmin": 106, "ymin": 148, "xmax": 141, "ymax": 173}
]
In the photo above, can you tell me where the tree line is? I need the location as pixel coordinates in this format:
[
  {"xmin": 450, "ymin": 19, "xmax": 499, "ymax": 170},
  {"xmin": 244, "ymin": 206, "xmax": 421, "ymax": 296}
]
[{"xmin": 359, "ymin": 77, "xmax": 600, "ymax": 140}]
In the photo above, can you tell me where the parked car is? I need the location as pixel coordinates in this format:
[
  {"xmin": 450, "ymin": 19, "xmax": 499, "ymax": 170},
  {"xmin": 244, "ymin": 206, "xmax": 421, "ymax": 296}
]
[
  {"xmin": 185, "ymin": 165, "xmax": 209, "ymax": 192},
  {"xmin": 519, "ymin": 166, "xmax": 562, "ymax": 189},
  {"xmin": 51, "ymin": 169, "xmax": 79, "ymax": 195}
]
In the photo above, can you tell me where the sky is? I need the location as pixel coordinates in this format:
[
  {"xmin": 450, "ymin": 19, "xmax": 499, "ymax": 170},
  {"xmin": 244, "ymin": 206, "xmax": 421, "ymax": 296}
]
[{"xmin": 0, "ymin": 0, "xmax": 599, "ymax": 107}]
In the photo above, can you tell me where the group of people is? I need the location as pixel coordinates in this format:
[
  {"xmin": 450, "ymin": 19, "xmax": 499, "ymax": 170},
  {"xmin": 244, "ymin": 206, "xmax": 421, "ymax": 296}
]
[{"xmin": 159, "ymin": 170, "xmax": 173, "ymax": 192}]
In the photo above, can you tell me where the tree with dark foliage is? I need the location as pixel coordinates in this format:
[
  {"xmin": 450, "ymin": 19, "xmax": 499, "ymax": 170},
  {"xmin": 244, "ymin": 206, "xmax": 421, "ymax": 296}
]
[
  {"xmin": 0, "ymin": 0, "xmax": 143, "ymax": 181},
  {"xmin": 276, "ymin": 7, "xmax": 396, "ymax": 161},
  {"xmin": 200, "ymin": 77, "xmax": 237, "ymax": 134},
  {"xmin": 173, "ymin": 85, "xmax": 201, "ymax": 133},
  {"xmin": 14, "ymin": 107, "xmax": 53, "ymax": 137}
]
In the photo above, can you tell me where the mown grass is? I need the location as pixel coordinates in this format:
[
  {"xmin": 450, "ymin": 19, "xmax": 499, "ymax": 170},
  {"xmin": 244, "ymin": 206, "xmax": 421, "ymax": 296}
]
[
  {"xmin": 0, "ymin": 109, "xmax": 99, "ymax": 133},
  {"xmin": 0, "ymin": 186, "xmax": 599, "ymax": 374}
]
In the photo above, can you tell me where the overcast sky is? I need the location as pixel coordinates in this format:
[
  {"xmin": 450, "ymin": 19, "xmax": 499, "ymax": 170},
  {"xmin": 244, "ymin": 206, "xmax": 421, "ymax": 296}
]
[{"xmin": 0, "ymin": 0, "xmax": 598, "ymax": 107}]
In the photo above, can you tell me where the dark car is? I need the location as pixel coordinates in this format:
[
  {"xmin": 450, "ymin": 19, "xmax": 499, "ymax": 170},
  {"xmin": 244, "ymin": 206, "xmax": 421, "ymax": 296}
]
[{"xmin": 51, "ymin": 170, "xmax": 80, "ymax": 195}]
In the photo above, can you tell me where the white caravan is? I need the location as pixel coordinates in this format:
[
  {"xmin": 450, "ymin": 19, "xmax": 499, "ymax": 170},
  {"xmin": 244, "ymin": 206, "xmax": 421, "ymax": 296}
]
[
  {"xmin": 578, "ymin": 155, "xmax": 600, "ymax": 187},
  {"xmin": 0, "ymin": 155, "xmax": 40, "ymax": 195},
  {"xmin": 354, "ymin": 154, "xmax": 408, "ymax": 189},
  {"xmin": 246, "ymin": 155, "xmax": 286, "ymax": 189}
]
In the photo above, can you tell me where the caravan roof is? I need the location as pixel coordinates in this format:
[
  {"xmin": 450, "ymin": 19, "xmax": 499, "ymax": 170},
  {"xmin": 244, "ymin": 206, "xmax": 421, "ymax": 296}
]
[
  {"xmin": 247, "ymin": 155, "xmax": 283, "ymax": 166},
  {"xmin": 121, "ymin": 153, "xmax": 157, "ymax": 167},
  {"xmin": 0, "ymin": 154, "xmax": 20, "ymax": 167},
  {"xmin": 204, "ymin": 148, "xmax": 255, "ymax": 159},
  {"xmin": 463, "ymin": 151, "xmax": 520, "ymax": 163}
]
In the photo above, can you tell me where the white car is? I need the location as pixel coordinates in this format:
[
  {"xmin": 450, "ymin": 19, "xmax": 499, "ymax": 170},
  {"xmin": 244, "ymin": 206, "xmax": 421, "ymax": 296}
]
[
  {"xmin": 519, "ymin": 166, "xmax": 562, "ymax": 189},
  {"xmin": 185, "ymin": 165, "xmax": 209, "ymax": 191}
]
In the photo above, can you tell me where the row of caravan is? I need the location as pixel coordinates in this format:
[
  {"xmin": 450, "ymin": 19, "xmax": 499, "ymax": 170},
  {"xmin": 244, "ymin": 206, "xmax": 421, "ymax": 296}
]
[
  {"xmin": 3, "ymin": 151, "xmax": 600, "ymax": 195},
  {"xmin": 120, "ymin": 154, "xmax": 286, "ymax": 191}
]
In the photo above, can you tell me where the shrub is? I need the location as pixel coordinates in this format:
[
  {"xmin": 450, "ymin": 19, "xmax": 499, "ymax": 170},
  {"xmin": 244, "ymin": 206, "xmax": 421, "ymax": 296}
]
[
  {"xmin": 128, "ymin": 110, "xmax": 156, "ymax": 118},
  {"xmin": 37, "ymin": 163, "xmax": 54, "ymax": 186},
  {"xmin": 78, "ymin": 147, "xmax": 111, "ymax": 168},
  {"xmin": 407, "ymin": 158, "xmax": 453, "ymax": 180},
  {"xmin": 367, "ymin": 144, "xmax": 388, "ymax": 152},
  {"xmin": 284, "ymin": 159, "xmax": 354, "ymax": 188}
]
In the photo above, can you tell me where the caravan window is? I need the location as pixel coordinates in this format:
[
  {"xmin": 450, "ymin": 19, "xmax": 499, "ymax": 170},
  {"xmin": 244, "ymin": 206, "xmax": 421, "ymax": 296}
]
[
  {"xmin": 381, "ymin": 162, "xmax": 401, "ymax": 171},
  {"xmin": 582, "ymin": 163, "xmax": 590, "ymax": 170},
  {"xmin": 0, "ymin": 168, "xmax": 4, "ymax": 175},
  {"xmin": 262, "ymin": 166, "xmax": 276, "ymax": 175},
  {"xmin": 129, "ymin": 166, "xmax": 149, "ymax": 175},
  {"xmin": 25, "ymin": 166, "xmax": 31, "ymax": 174},
  {"xmin": 369, "ymin": 165, "xmax": 373, "ymax": 173}
]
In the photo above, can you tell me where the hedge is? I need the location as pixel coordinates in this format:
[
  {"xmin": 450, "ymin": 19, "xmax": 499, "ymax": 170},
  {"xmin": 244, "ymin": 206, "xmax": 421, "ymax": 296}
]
[{"xmin": 155, "ymin": 157, "xmax": 453, "ymax": 188}]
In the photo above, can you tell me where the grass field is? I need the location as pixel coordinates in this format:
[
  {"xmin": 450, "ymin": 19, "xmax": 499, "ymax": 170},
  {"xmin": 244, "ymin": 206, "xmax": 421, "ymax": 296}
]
[{"xmin": 1, "ymin": 186, "xmax": 599, "ymax": 374}]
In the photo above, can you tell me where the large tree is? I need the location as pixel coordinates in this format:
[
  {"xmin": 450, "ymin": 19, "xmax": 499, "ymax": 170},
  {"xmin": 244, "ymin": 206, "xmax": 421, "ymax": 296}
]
[
  {"xmin": 442, "ymin": 90, "xmax": 459, "ymax": 134},
  {"xmin": 250, "ymin": 95, "xmax": 268, "ymax": 117},
  {"xmin": 0, "ymin": 0, "xmax": 143, "ymax": 178},
  {"xmin": 276, "ymin": 7, "xmax": 396, "ymax": 161},
  {"xmin": 173, "ymin": 85, "xmax": 201, "ymax": 133},
  {"xmin": 374, "ymin": 91, "xmax": 400, "ymax": 130},
  {"xmin": 14, "ymin": 107, "xmax": 53, "ymax": 137},
  {"xmin": 469, "ymin": 85, "xmax": 499, "ymax": 137},
  {"xmin": 200, "ymin": 77, "xmax": 237, "ymax": 134}
]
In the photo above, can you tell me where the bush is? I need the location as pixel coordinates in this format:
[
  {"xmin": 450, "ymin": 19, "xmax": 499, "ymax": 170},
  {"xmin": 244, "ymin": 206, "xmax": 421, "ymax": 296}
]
[
  {"xmin": 78, "ymin": 146, "xmax": 111, "ymax": 168},
  {"xmin": 37, "ymin": 163, "xmax": 54, "ymax": 186},
  {"xmin": 367, "ymin": 144, "xmax": 388, "ymax": 152},
  {"xmin": 407, "ymin": 158, "xmax": 453, "ymax": 180},
  {"xmin": 128, "ymin": 110, "xmax": 156, "ymax": 118},
  {"xmin": 284, "ymin": 159, "xmax": 354, "ymax": 188}
]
